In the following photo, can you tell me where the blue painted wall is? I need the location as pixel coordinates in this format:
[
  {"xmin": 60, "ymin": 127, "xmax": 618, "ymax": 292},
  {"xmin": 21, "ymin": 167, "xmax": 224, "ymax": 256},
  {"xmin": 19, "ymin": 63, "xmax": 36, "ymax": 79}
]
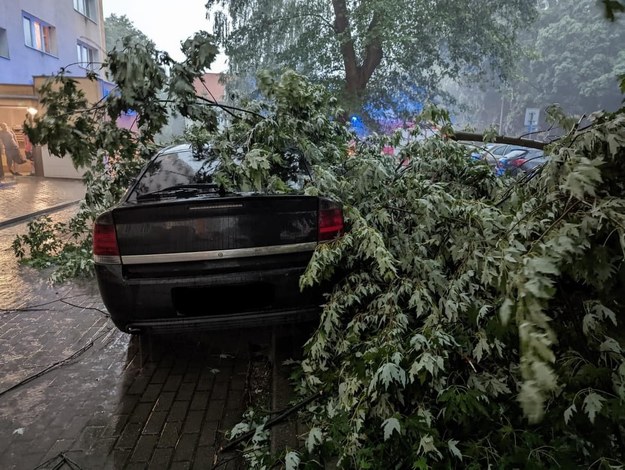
[{"xmin": 0, "ymin": 0, "xmax": 105, "ymax": 84}]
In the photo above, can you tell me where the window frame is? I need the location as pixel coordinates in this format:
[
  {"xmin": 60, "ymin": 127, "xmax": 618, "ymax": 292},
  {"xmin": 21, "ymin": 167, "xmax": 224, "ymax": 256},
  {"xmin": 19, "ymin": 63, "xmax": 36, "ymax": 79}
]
[
  {"xmin": 22, "ymin": 12, "xmax": 56, "ymax": 55},
  {"xmin": 0, "ymin": 27, "xmax": 9, "ymax": 59},
  {"xmin": 76, "ymin": 41, "xmax": 97, "ymax": 70},
  {"xmin": 73, "ymin": 0, "xmax": 97, "ymax": 21}
]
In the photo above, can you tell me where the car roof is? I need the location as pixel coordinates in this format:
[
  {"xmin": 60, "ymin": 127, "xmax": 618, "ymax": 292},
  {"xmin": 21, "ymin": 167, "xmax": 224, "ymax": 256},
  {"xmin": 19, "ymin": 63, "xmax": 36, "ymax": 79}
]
[
  {"xmin": 501, "ymin": 149, "xmax": 527, "ymax": 158},
  {"xmin": 157, "ymin": 143, "xmax": 193, "ymax": 155}
]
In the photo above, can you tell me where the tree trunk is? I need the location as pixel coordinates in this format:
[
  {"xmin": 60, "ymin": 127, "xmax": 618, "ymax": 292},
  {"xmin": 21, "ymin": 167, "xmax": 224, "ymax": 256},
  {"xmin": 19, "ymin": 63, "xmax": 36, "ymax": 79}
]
[{"xmin": 331, "ymin": 0, "xmax": 383, "ymax": 103}]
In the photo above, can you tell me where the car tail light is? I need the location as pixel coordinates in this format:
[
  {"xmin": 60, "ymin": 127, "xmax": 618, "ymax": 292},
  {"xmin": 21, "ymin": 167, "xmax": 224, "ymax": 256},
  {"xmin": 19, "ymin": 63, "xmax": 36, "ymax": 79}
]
[
  {"xmin": 93, "ymin": 214, "xmax": 121, "ymax": 264},
  {"xmin": 318, "ymin": 199, "xmax": 344, "ymax": 242},
  {"xmin": 512, "ymin": 158, "xmax": 526, "ymax": 167}
]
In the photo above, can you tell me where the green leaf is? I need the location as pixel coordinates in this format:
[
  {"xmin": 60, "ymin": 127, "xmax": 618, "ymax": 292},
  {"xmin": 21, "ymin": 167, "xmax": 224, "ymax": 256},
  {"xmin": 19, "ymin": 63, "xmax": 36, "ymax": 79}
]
[
  {"xmin": 582, "ymin": 313, "xmax": 598, "ymax": 336},
  {"xmin": 448, "ymin": 439, "xmax": 463, "ymax": 461},
  {"xmin": 562, "ymin": 157, "xmax": 604, "ymax": 199},
  {"xmin": 595, "ymin": 303, "xmax": 618, "ymax": 326},
  {"xmin": 382, "ymin": 417, "xmax": 401, "ymax": 441},
  {"xmin": 599, "ymin": 337, "xmax": 622, "ymax": 354},
  {"xmin": 285, "ymin": 451, "xmax": 300, "ymax": 470},
  {"xmin": 582, "ymin": 392, "xmax": 605, "ymax": 424},
  {"xmin": 305, "ymin": 427, "xmax": 323, "ymax": 453},
  {"xmin": 417, "ymin": 435, "xmax": 442, "ymax": 458},
  {"xmin": 377, "ymin": 363, "xmax": 406, "ymax": 390},
  {"xmin": 529, "ymin": 256, "xmax": 560, "ymax": 275},
  {"xmin": 473, "ymin": 335, "xmax": 490, "ymax": 363},
  {"xmin": 564, "ymin": 404, "xmax": 577, "ymax": 425}
]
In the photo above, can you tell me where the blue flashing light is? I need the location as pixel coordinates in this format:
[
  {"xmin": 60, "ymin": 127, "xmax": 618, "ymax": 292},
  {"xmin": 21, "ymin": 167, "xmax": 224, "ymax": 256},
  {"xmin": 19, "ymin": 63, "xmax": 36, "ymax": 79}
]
[{"xmin": 349, "ymin": 114, "xmax": 367, "ymax": 137}]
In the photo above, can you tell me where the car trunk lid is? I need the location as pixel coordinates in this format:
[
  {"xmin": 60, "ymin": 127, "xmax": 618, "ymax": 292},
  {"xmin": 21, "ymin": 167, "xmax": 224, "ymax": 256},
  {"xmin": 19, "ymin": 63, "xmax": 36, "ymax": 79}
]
[{"xmin": 111, "ymin": 195, "xmax": 319, "ymax": 264}]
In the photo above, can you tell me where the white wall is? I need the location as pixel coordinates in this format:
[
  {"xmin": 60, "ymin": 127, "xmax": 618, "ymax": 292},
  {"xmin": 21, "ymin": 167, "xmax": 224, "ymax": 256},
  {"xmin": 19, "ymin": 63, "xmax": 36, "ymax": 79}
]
[{"xmin": 41, "ymin": 146, "xmax": 85, "ymax": 179}]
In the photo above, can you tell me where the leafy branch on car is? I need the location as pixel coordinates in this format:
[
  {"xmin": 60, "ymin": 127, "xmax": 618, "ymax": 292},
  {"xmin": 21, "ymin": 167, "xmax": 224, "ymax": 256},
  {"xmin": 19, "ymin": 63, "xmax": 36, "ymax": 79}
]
[{"xmin": 12, "ymin": 27, "xmax": 625, "ymax": 469}]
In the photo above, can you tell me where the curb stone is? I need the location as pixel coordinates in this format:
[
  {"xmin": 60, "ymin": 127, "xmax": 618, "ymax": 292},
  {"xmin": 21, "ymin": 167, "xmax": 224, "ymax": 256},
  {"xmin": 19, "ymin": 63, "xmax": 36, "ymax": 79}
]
[{"xmin": 0, "ymin": 200, "xmax": 81, "ymax": 229}]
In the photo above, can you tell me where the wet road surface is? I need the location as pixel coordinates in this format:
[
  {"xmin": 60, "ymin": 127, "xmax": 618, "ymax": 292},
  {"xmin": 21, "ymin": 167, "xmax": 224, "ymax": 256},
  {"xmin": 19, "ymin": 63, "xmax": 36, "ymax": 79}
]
[{"xmin": 0, "ymin": 209, "xmax": 275, "ymax": 469}]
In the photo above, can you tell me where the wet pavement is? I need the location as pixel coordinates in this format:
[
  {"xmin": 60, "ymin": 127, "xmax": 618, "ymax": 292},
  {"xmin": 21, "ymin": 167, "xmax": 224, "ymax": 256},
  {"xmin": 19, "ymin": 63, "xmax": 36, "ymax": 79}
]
[
  {"xmin": 0, "ymin": 175, "xmax": 86, "ymax": 228},
  {"xmin": 0, "ymin": 178, "xmax": 285, "ymax": 469}
]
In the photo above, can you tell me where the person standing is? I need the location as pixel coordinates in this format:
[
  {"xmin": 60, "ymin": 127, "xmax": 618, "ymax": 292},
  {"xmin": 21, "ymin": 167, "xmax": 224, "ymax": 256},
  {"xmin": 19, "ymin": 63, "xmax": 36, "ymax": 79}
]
[{"xmin": 0, "ymin": 122, "xmax": 27, "ymax": 176}]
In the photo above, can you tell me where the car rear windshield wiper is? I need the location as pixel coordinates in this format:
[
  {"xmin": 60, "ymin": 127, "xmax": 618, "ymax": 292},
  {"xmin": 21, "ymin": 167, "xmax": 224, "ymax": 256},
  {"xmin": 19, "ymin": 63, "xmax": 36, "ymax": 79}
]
[{"xmin": 136, "ymin": 183, "xmax": 222, "ymax": 201}]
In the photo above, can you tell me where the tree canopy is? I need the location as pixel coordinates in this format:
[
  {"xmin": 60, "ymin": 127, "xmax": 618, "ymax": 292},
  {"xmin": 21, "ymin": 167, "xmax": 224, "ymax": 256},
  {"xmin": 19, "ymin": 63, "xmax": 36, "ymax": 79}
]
[
  {"xmin": 509, "ymin": 0, "xmax": 625, "ymax": 124},
  {"xmin": 206, "ymin": 0, "xmax": 538, "ymax": 120},
  {"xmin": 442, "ymin": 0, "xmax": 625, "ymax": 135},
  {"xmin": 104, "ymin": 14, "xmax": 155, "ymax": 53}
]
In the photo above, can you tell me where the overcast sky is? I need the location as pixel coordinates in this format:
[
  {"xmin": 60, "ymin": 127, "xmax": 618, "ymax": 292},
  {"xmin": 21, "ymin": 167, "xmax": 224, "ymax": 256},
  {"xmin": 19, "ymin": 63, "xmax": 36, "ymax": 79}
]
[{"xmin": 101, "ymin": 0, "xmax": 227, "ymax": 71}]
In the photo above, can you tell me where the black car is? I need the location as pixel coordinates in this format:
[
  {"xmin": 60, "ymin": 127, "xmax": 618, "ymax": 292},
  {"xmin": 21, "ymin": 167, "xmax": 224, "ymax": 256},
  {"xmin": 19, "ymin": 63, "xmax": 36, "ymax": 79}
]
[{"xmin": 92, "ymin": 144, "xmax": 343, "ymax": 334}]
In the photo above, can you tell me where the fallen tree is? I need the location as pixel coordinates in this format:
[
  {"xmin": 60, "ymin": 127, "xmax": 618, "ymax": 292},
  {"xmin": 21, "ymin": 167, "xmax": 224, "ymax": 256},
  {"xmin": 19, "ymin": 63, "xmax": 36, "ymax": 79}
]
[{"xmin": 15, "ymin": 38, "xmax": 625, "ymax": 467}]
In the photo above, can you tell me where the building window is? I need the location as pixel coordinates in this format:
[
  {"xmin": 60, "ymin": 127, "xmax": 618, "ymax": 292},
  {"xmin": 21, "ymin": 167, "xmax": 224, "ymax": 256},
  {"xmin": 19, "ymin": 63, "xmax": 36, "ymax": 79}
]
[
  {"xmin": 23, "ymin": 13, "xmax": 56, "ymax": 54},
  {"xmin": 74, "ymin": 0, "xmax": 96, "ymax": 20},
  {"xmin": 0, "ymin": 28, "xmax": 8, "ymax": 58},
  {"xmin": 77, "ymin": 42, "xmax": 97, "ymax": 69}
]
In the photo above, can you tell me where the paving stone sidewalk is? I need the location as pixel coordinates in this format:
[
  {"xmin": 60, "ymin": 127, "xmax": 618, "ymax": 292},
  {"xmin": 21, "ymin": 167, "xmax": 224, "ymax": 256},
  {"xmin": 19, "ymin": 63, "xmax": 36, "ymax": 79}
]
[
  {"xmin": 0, "ymin": 176, "xmax": 85, "ymax": 227},
  {"xmin": 0, "ymin": 289, "xmax": 273, "ymax": 469},
  {"xmin": 0, "ymin": 209, "xmax": 274, "ymax": 469}
]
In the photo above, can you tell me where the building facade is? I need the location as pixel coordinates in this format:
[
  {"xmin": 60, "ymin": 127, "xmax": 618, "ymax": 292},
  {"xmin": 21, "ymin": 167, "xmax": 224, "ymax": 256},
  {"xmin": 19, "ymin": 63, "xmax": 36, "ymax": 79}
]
[{"xmin": 0, "ymin": 0, "xmax": 107, "ymax": 178}]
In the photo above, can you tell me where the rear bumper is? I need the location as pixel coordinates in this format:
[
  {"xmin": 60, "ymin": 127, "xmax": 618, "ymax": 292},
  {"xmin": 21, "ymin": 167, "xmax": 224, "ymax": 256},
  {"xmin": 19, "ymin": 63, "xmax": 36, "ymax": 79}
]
[
  {"xmin": 124, "ymin": 307, "xmax": 320, "ymax": 334},
  {"xmin": 95, "ymin": 263, "xmax": 323, "ymax": 333}
]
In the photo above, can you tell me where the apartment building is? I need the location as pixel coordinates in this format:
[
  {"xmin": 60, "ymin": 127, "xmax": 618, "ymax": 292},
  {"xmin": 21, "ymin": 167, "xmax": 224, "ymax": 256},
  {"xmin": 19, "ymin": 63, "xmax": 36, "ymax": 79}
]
[{"xmin": 0, "ymin": 0, "xmax": 107, "ymax": 178}]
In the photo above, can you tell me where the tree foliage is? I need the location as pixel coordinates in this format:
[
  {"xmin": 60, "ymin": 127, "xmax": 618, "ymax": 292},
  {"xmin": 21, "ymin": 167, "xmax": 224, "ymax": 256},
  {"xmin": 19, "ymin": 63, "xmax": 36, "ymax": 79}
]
[
  {"xmin": 104, "ymin": 14, "xmax": 155, "ymax": 53},
  {"xmin": 507, "ymin": 0, "xmax": 625, "ymax": 126},
  {"xmin": 13, "ymin": 24, "xmax": 625, "ymax": 468},
  {"xmin": 227, "ymin": 75, "xmax": 625, "ymax": 469},
  {"xmin": 206, "ymin": 0, "xmax": 537, "ymax": 119},
  {"xmin": 442, "ymin": 0, "xmax": 625, "ymax": 135}
]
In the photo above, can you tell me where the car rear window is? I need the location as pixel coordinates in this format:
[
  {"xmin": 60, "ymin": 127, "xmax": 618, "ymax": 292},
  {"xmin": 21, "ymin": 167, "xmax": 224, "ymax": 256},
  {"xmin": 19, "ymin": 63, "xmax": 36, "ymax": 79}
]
[
  {"xmin": 126, "ymin": 144, "xmax": 312, "ymax": 202},
  {"xmin": 127, "ymin": 147, "xmax": 219, "ymax": 200}
]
